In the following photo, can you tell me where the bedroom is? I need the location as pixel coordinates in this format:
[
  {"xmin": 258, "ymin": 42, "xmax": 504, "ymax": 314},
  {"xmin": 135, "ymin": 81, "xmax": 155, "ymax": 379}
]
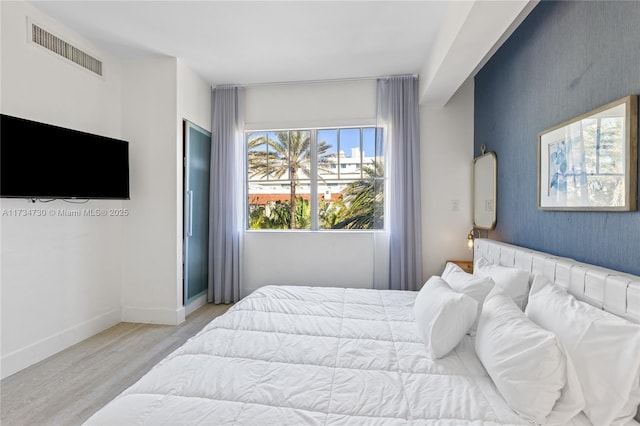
[{"xmin": 1, "ymin": 0, "xmax": 639, "ymax": 425}]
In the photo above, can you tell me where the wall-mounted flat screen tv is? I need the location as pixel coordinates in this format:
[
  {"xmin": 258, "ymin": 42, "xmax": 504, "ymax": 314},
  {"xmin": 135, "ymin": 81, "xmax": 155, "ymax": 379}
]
[{"xmin": 1, "ymin": 114, "xmax": 129, "ymax": 200}]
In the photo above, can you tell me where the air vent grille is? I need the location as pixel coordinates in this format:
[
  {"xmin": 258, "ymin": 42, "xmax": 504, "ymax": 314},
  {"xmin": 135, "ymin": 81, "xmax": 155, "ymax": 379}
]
[{"xmin": 31, "ymin": 23, "xmax": 103, "ymax": 76}]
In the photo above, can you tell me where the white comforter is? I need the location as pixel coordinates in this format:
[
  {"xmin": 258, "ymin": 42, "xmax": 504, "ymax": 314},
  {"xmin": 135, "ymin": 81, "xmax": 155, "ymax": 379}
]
[{"xmin": 86, "ymin": 286, "xmax": 539, "ymax": 425}]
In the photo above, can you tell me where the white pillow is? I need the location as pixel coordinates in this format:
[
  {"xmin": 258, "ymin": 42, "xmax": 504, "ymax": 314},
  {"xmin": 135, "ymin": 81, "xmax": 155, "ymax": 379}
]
[
  {"xmin": 413, "ymin": 276, "xmax": 478, "ymax": 359},
  {"xmin": 476, "ymin": 287, "xmax": 585, "ymax": 424},
  {"xmin": 442, "ymin": 262, "xmax": 494, "ymax": 332},
  {"xmin": 474, "ymin": 257, "xmax": 530, "ymax": 309},
  {"xmin": 526, "ymin": 275, "xmax": 640, "ymax": 425}
]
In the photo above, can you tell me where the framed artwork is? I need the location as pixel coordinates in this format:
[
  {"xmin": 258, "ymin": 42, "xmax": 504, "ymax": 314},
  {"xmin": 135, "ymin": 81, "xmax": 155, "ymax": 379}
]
[{"xmin": 538, "ymin": 95, "xmax": 638, "ymax": 211}]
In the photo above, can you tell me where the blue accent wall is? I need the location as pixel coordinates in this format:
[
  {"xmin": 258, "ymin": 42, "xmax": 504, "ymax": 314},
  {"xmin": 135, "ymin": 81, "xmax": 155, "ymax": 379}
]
[{"xmin": 474, "ymin": 0, "xmax": 640, "ymax": 275}]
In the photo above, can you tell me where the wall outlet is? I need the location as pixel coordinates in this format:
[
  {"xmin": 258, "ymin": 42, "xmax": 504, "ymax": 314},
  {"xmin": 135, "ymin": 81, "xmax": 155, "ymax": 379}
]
[{"xmin": 451, "ymin": 199, "xmax": 460, "ymax": 212}]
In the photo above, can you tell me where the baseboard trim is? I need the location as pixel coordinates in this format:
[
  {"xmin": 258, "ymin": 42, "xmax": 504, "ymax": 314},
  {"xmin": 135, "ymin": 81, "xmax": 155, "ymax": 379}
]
[
  {"xmin": 185, "ymin": 293, "xmax": 207, "ymax": 316},
  {"xmin": 121, "ymin": 305, "xmax": 185, "ymax": 325},
  {"xmin": 1, "ymin": 308, "xmax": 121, "ymax": 380}
]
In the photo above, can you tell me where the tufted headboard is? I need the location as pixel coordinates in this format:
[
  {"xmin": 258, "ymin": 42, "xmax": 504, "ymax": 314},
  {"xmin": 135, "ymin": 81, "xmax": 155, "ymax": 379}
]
[
  {"xmin": 474, "ymin": 238, "xmax": 640, "ymax": 421},
  {"xmin": 474, "ymin": 238, "xmax": 640, "ymax": 324}
]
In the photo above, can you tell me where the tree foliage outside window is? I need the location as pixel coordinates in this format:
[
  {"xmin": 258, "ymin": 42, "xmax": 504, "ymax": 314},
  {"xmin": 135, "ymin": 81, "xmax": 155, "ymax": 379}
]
[{"xmin": 330, "ymin": 161, "xmax": 384, "ymax": 229}]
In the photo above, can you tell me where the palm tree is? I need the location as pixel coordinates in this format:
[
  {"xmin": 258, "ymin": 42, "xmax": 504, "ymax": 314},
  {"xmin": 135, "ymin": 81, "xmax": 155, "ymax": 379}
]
[
  {"xmin": 248, "ymin": 131, "xmax": 333, "ymax": 228},
  {"xmin": 333, "ymin": 160, "xmax": 384, "ymax": 229}
]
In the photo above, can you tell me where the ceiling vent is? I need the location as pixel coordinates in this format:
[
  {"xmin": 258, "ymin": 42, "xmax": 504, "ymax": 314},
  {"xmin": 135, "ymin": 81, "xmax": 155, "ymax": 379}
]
[{"xmin": 30, "ymin": 22, "xmax": 103, "ymax": 77}]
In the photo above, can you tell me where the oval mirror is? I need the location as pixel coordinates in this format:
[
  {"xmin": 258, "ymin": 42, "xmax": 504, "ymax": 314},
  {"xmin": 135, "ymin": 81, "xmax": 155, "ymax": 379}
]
[{"xmin": 473, "ymin": 150, "xmax": 497, "ymax": 230}]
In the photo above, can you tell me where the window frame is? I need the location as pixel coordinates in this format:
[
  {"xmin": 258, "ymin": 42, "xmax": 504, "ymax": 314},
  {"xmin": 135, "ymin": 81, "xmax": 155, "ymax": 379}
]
[{"xmin": 245, "ymin": 125, "xmax": 384, "ymax": 231}]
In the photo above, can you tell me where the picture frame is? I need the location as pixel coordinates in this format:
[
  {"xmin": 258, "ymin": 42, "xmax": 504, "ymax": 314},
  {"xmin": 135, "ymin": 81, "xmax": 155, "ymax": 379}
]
[{"xmin": 538, "ymin": 95, "xmax": 638, "ymax": 211}]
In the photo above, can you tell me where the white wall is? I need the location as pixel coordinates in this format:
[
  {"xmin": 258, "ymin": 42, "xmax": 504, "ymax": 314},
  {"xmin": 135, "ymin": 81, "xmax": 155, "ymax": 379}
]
[
  {"xmin": 119, "ymin": 57, "xmax": 212, "ymax": 324},
  {"xmin": 177, "ymin": 60, "xmax": 212, "ymax": 134},
  {"xmin": 120, "ymin": 56, "xmax": 183, "ymax": 325},
  {"xmin": 420, "ymin": 78, "xmax": 474, "ymax": 280},
  {"xmin": 243, "ymin": 80, "xmax": 380, "ymax": 295},
  {"xmin": 244, "ymin": 80, "xmax": 376, "ymax": 130},
  {"xmin": 244, "ymin": 232, "xmax": 377, "ymax": 292},
  {"xmin": 0, "ymin": 1, "xmax": 123, "ymax": 378}
]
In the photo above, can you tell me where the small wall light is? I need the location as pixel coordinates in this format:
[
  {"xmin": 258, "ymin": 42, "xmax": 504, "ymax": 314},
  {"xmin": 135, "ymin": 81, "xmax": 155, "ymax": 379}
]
[{"xmin": 467, "ymin": 228, "xmax": 480, "ymax": 250}]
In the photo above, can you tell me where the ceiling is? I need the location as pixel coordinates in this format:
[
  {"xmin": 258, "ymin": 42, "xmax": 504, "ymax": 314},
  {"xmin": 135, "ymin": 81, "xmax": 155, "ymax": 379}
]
[{"xmin": 28, "ymin": 1, "xmax": 537, "ymax": 106}]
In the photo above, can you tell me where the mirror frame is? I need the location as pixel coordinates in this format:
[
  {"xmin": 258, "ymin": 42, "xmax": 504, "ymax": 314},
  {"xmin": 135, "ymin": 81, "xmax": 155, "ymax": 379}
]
[{"xmin": 473, "ymin": 150, "xmax": 497, "ymax": 230}]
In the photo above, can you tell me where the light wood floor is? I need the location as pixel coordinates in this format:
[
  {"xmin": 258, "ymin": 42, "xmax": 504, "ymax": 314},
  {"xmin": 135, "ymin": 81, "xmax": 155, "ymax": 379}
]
[{"xmin": 1, "ymin": 303, "xmax": 231, "ymax": 426}]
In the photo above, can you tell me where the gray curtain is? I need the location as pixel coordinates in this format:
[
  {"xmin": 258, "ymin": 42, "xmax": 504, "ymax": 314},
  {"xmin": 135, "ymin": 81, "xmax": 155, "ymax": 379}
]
[
  {"xmin": 208, "ymin": 86, "xmax": 245, "ymax": 304},
  {"xmin": 377, "ymin": 76, "xmax": 423, "ymax": 291}
]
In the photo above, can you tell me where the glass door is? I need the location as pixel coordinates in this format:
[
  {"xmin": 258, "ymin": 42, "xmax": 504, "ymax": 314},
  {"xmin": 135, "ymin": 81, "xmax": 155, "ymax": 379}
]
[{"xmin": 183, "ymin": 121, "xmax": 211, "ymax": 305}]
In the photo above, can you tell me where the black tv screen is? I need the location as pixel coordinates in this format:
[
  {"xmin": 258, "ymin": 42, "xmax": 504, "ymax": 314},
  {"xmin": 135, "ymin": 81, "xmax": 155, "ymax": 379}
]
[{"xmin": 0, "ymin": 114, "xmax": 129, "ymax": 199}]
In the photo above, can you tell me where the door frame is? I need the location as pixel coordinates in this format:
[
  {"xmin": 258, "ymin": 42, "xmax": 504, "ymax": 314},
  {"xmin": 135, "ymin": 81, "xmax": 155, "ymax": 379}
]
[{"xmin": 183, "ymin": 120, "xmax": 212, "ymax": 306}]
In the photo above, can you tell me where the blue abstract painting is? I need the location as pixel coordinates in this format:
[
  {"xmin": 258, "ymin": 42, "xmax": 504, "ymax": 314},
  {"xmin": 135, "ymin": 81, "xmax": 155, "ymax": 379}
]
[
  {"xmin": 548, "ymin": 140, "xmax": 568, "ymax": 194},
  {"xmin": 540, "ymin": 100, "xmax": 631, "ymax": 210}
]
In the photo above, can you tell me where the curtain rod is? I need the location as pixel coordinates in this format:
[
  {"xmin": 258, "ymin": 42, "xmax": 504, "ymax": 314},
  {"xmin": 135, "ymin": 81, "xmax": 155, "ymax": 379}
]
[{"xmin": 216, "ymin": 74, "xmax": 418, "ymax": 89}]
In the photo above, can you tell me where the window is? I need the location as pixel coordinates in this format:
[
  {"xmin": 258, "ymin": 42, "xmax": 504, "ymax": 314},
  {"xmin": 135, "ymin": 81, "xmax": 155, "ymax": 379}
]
[{"xmin": 246, "ymin": 127, "xmax": 384, "ymax": 230}]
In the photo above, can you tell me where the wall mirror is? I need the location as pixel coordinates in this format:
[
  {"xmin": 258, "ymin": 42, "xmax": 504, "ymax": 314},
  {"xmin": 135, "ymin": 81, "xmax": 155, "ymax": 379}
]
[{"xmin": 473, "ymin": 146, "xmax": 497, "ymax": 230}]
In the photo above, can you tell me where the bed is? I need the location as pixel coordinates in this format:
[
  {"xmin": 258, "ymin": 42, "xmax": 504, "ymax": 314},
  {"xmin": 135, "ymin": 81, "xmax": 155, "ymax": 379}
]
[{"xmin": 86, "ymin": 239, "xmax": 640, "ymax": 425}]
